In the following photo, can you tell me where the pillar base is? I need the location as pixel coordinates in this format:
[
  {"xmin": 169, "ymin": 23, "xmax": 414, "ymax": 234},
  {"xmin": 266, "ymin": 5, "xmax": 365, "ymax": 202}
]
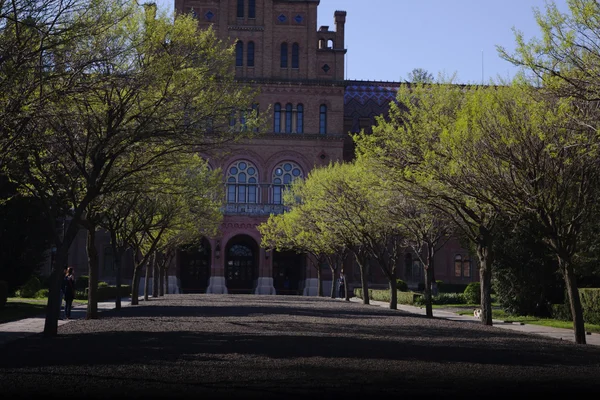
[
  {"xmin": 302, "ymin": 278, "xmax": 319, "ymax": 296},
  {"xmin": 206, "ymin": 276, "xmax": 228, "ymax": 294},
  {"xmin": 254, "ymin": 277, "xmax": 276, "ymax": 295}
]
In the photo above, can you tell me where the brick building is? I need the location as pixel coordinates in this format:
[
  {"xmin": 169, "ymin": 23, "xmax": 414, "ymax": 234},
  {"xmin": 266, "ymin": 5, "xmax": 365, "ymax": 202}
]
[{"xmin": 62, "ymin": 0, "xmax": 478, "ymax": 295}]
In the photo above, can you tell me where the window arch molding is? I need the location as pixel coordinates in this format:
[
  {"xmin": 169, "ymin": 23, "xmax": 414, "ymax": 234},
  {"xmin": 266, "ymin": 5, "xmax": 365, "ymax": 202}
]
[
  {"xmin": 226, "ymin": 160, "xmax": 260, "ymax": 204},
  {"xmin": 271, "ymin": 161, "xmax": 304, "ymax": 204}
]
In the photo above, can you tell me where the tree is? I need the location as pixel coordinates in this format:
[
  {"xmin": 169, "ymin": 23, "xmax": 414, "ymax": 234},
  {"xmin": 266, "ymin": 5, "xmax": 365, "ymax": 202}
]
[
  {"xmin": 406, "ymin": 68, "xmax": 434, "ymax": 84},
  {"xmin": 1, "ymin": 0, "xmax": 257, "ymax": 336},
  {"xmin": 355, "ymin": 81, "xmax": 500, "ymax": 325}
]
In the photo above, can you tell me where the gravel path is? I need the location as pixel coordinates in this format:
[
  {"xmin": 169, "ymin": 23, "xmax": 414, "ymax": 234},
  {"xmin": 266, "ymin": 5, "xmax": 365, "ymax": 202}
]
[{"xmin": 1, "ymin": 294, "xmax": 599, "ymax": 399}]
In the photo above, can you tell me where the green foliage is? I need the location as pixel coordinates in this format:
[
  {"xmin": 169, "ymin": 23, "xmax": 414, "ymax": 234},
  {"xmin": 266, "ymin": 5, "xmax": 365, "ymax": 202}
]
[
  {"xmin": 19, "ymin": 276, "xmax": 41, "ymax": 298},
  {"xmin": 34, "ymin": 289, "xmax": 49, "ymax": 299},
  {"xmin": 396, "ymin": 279, "xmax": 408, "ymax": 292},
  {"xmin": 415, "ymin": 293, "xmax": 467, "ymax": 306},
  {"xmin": 76, "ymin": 276, "xmax": 89, "ymax": 291},
  {"xmin": 98, "ymin": 281, "xmax": 109, "ymax": 288},
  {"xmin": 552, "ymin": 289, "xmax": 600, "ymax": 325},
  {"xmin": 492, "ymin": 215, "xmax": 564, "ymax": 317},
  {"xmin": 0, "ymin": 281, "xmax": 8, "ymax": 308},
  {"xmin": 463, "ymin": 282, "xmax": 481, "ymax": 305},
  {"xmin": 355, "ymin": 288, "xmax": 422, "ymax": 305}
]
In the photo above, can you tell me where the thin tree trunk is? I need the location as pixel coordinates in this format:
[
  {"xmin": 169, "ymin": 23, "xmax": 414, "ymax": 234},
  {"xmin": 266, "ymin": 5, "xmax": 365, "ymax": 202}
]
[
  {"xmin": 343, "ymin": 272, "xmax": 350, "ymax": 301},
  {"xmin": 152, "ymin": 256, "xmax": 159, "ymax": 298},
  {"xmin": 389, "ymin": 275, "xmax": 397, "ymax": 310},
  {"xmin": 316, "ymin": 264, "xmax": 323, "ymax": 297},
  {"xmin": 159, "ymin": 265, "xmax": 165, "ymax": 296},
  {"xmin": 44, "ymin": 247, "xmax": 68, "ymax": 336},
  {"xmin": 354, "ymin": 253, "xmax": 370, "ymax": 305},
  {"xmin": 477, "ymin": 241, "xmax": 493, "ymax": 326},
  {"xmin": 164, "ymin": 266, "xmax": 169, "ymax": 295},
  {"xmin": 561, "ymin": 257, "xmax": 586, "ymax": 344},
  {"xmin": 144, "ymin": 254, "xmax": 152, "ymax": 301},
  {"xmin": 86, "ymin": 227, "xmax": 99, "ymax": 319},
  {"xmin": 131, "ymin": 261, "xmax": 143, "ymax": 306},
  {"xmin": 330, "ymin": 267, "xmax": 336, "ymax": 299},
  {"xmin": 115, "ymin": 255, "xmax": 122, "ymax": 310},
  {"xmin": 424, "ymin": 246, "xmax": 434, "ymax": 318}
]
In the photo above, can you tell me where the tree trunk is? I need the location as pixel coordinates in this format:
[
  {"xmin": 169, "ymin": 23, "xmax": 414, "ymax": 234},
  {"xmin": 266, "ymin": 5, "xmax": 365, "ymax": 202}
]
[
  {"xmin": 424, "ymin": 247, "xmax": 434, "ymax": 318},
  {"xmin": 152, "ymin": 257, "xmax": 159, "ymax": 298},
  {"xmin": 477, "ymin": 242, "xmax": 493, "ymax": 326},
  {"xmin": 316, "ymin": 264, "xmax": 323, "ymax": 297},
  {"xmin": 389, "ymin": 276, "xmax": 397, "ymax": 310},
  {"xmin": 330, "ymin": 267, "xmax": 336, "ymax": 299},
  {"xmin": 560, "ymin": 257, "xmax": 586, "ymax": 344},
  {"xmin": 115, "ymin": 255, "xmax": 122, "ymax": 310},
  {"xmin": 144, "ymin": 254, "xmax": 152, "ymax": 301},
  {"xmin": 43, "ymin": 247, "xmax": 68, "ymax": 336},
  {"xmin": 86, "ymin": 227, "xmax": 99, "ymax": 319},
  {"xmin": 343, "ymin": 273, "xmax": 350, "ymax": 301},
  {"xmin": 354, "ymin": 254, "xmax": 370, "ymax": 305},
  {"xmin": 159, "ymin": 265, "xmax": 165, "ymax": 296},
  {"xmin": 164, "ymin": 266, "xmax": 169, "ymax": 295},
  {"xmin": 131, "ymin": 261, "xmax": 143, "ymax": 306}
]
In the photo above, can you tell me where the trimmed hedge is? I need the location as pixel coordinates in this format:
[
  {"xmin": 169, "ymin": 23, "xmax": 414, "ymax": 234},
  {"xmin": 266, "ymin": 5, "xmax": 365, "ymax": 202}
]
[
  {"xmin": 0, "ymin": 280, "xmax": 7, "ymax": 308},
  {"xmin": 396, "ymin": 279, "xmax": 408, "ymax": 292},
  {"xmin": 551, "ymin": 289, "xmax": 600, "ymax": 325},
  {"xmin": 85, "ymin": 285, "xmax": 131, "ymax": 302},
  {"xmin": 355, "ymin": 288, "xmax": 423, "ymax": 305},
  {"xmin": 415, "ymin": 292, "xmax": 467, "ymax": 306}
]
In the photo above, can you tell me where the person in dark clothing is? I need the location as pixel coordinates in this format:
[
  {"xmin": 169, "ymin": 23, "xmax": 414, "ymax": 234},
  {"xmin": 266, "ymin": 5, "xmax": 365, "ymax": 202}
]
[
  {"xmin": 60, "ymin": 267, "xmax": 67, "ymax": 318},
  {"xmin": 64, "ymin": 267, "xmax": 76, "ymax": 319}
]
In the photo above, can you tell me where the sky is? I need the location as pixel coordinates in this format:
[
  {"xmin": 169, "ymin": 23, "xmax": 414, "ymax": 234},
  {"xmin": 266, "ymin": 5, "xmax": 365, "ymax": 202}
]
[{"xmin": 154, "ymin": 0, "xmax": 570, "ymax": 84}]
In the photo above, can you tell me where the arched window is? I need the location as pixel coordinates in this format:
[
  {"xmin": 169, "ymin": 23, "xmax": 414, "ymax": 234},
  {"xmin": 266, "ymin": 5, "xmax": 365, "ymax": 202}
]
[
  {"xmin": 235, "ymin": 41, "xmax": 243, "ymax": 67},
  {"xmin": 292, "ymin": 43, "xmax": 299, "ymax": 69},
  {"xmin": 327, "ymin": 39, "xmax": 334, "ymax": 49},
  {"xmin": 274, "ymin": 103, "xmax": 281, "ymax": 133},
  {"xmin": 272, "ymin": 162, "xmax": 303, "ymax": 204},
  {"xmin": 296, "ymin": 104, "xmax": 303, "ymax": 134},
  {"xmin": 248, "ymin": 0, "xmax": 256, "ymax": 19},
  {"xmin": 227, "ymin": 160, "xmax": 258, "ymax": 204},
  {"xmin": 463, "ymin": 257, "xmax": 471, "ymax": 278},
  {"xmin": 237, "ymin": 0, "xmax": 244, "ymax": 18},
  {"xmin": 319, "ymin": 104, "xmax": 327, "ymax": 134},
  {"xmin": 280, "ymin": 43, "xmax": 288, "ymax": 68},
  {"xmin": 285, "ymin": 103, "xmax": 293, "ymax": 133},
  {"xmin": 454, "ymin": 255, "xmax": 462, "ymax": 277},
  {"xmin": 247, "ymin": 41, "xmax": 255, "ymax": 67},
  {"xmin": 318, "ymin": 38, "xmax": 325, "ymax": 49}
]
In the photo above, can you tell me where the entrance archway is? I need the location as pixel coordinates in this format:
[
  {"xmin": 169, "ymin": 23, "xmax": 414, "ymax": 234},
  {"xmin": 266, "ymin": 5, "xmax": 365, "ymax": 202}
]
[
  {"xmin": 273, "ymin": 250, "xmax": 304, "ymax": 295},
  {"xmin": 225, "ymin": 235, "xmax": 259, "ymax": 294},
  {"xmin": 179, "ymin": 238, "xmax": 211, "ymax": 293}
]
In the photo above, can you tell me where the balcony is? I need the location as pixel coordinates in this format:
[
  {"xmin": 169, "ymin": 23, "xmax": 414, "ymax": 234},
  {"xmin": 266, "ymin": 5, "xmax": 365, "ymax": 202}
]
[{"xmin": 223, "ymin": 203, "xmax": 287, "ymax": 216}]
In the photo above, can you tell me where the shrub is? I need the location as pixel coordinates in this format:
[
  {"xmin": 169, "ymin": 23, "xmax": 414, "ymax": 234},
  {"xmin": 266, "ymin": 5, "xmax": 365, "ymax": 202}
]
[
  {"xmin": 437, "ymin": 283, "xmax": 469, "ymax": 294},
  {"xmin": 34, "ymin": 289, "xmax": 49, "ymax": 299},
  {"xmin": 414, "ymin": 292, "xmax": 466, "ymax": 306},
  {"xmin": 463, "ymin": 282, "xmax": 481, "ymax": 305},
  {"xmin": 76, "ymin": 275, "xmax": 89, "ymax": 291},
  {"xmin": 0, "ymin": 280, "xmax": 8, "ymax": 308},
  {"xmin": 98, "ymin": 281, "xmax": 109, "ymax": 288},
  {"xmin": 20, "ymin": 276, "xmax": 42, "ymax": 298},
  {"xmin": 396, "ymin": 279, "xmax": 408, "ymax": 292},
  {"xmin": 354, "ymin": 288, "xmax": 422, "ymax": 305},
  {"xmin": 551, "ymin": 304, "xmax": 571, "ymax": 321},
  {"xmin": 550, "ymin": 289, "xmax": 600, "ymax": 325}
]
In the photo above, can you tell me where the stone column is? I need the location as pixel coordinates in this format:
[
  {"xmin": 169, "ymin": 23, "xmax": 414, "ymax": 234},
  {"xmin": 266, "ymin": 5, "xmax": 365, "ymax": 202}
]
[
  {"xmin": 254, "ymin": 248, "xmax": 276, "ymax": 294},
  {"xmin": 206, "ymin": 239, "xmax": 228, "ymax": 294}
]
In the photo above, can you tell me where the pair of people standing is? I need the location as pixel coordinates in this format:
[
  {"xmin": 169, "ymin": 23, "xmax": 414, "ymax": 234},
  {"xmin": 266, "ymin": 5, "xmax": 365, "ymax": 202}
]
[{"xmin": 61, "ymin": 267, "xmax": 76, "ymax": 319}]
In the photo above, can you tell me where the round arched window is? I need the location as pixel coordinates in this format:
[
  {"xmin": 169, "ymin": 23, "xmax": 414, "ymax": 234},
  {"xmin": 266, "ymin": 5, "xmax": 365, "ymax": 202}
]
[
  {"xmin": 227, "ymin": 160, "xmax": 259, "ymax": 203},
  {"xmin": 272, "ymin": 162, "xmax": 303, "ymax": 204}
]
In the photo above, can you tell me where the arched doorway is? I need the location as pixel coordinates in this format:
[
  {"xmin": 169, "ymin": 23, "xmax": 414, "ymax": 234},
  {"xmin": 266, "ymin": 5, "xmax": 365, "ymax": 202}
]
[
  {"xmin": 179, "ymin": 239, "xmax": 211, "ymax": 293},
  {"xmin": 225, "ymin": 235, "xmax": 259, "ymax": 294},
  {"xmin": 273, "ymin": 250, "xmax": 304, "ymax": 295}
]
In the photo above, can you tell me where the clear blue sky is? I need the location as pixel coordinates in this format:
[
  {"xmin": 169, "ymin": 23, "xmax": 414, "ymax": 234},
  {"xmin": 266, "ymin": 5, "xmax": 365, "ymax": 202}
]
[{"xmin": 154, "ymin": 0, "xmax": 569, "ymax": 84}]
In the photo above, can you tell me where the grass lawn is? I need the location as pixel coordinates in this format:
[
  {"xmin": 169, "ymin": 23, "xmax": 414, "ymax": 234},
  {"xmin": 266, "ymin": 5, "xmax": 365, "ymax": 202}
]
[
  {"xmin": 0, "ymin": 298, "xmax": 87, "ymax": 324},
  {"xmin": 455, "ymin": 309, "xmax": 600, "ymax": 334}
]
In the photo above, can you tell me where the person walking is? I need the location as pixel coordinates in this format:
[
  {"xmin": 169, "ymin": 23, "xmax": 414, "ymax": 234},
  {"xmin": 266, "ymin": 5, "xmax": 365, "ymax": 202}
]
[{"xmin": 64, "ymin": 267, "xmax": 76, "ymax": 320}]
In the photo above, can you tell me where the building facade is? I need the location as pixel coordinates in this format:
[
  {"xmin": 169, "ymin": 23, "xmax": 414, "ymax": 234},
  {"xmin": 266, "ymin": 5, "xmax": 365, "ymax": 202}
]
[{"xmin": 61, "ymin": 0, "xmax": 478, "ymax": 295}]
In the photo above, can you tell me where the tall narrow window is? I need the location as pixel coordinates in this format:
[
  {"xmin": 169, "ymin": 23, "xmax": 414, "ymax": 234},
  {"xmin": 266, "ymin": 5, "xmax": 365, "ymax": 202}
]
[
  {"xmin": 247, "ymin": 41, "xmax": 255, "ymax": 67},
  {"xmin": 237, "ymin": 0, "xmax": 244, "ymax": 18},
  {"xmin": 227, "ymin": 160, "xmax": 259, "ymax": 203},
  {"xmin": 292, "ymin": 43, "xmax": 299, "ymax": 69},
  {"xmin": 319, "ymin": 104, "xmax": 327, "ymax": 134},
  {"xmin": 454, "ymin": 255, "xmax": 462, "ymax": 277},
  {"xmin": 272, "ymin": 162, "xmax": 303, "ymax": 204},
  {"xmin": 248, "ymin": 0, "xmax": 256, "ymax": 18},
  {"xmin": 296, "ymin": 104, "xmax": 304, "ymax": 134},
  {"xmin": 285, "ymin": 103, "xmax": 293, "ymax": 133},
  {"xmin": 235, "ymin": 41, "xmax": 243, "ymax": 67},
  {"xmin": 274, "ymin": 103, "xmax": 281, "ymax": 133},
  {"xmin": 280, "ymin": 43, "xmax": 288, "ymax": 68},
  {"xmin": 463, "ymin": 257, "xmax": 471, "ymax": 278}
]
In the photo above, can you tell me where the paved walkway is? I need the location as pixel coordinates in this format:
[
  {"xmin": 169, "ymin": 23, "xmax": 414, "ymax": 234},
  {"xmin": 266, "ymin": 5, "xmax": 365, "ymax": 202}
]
[
  {"xmin": 2, "ymin": 295, "xmax": 598, "ymax": 346},
  {"xmin": 349, "ymin": 297, "xmax": 600, "ymax": 346},
  {"xmin": 0, "ymin": 298, "xmax": 133, "ymax": 346}
]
